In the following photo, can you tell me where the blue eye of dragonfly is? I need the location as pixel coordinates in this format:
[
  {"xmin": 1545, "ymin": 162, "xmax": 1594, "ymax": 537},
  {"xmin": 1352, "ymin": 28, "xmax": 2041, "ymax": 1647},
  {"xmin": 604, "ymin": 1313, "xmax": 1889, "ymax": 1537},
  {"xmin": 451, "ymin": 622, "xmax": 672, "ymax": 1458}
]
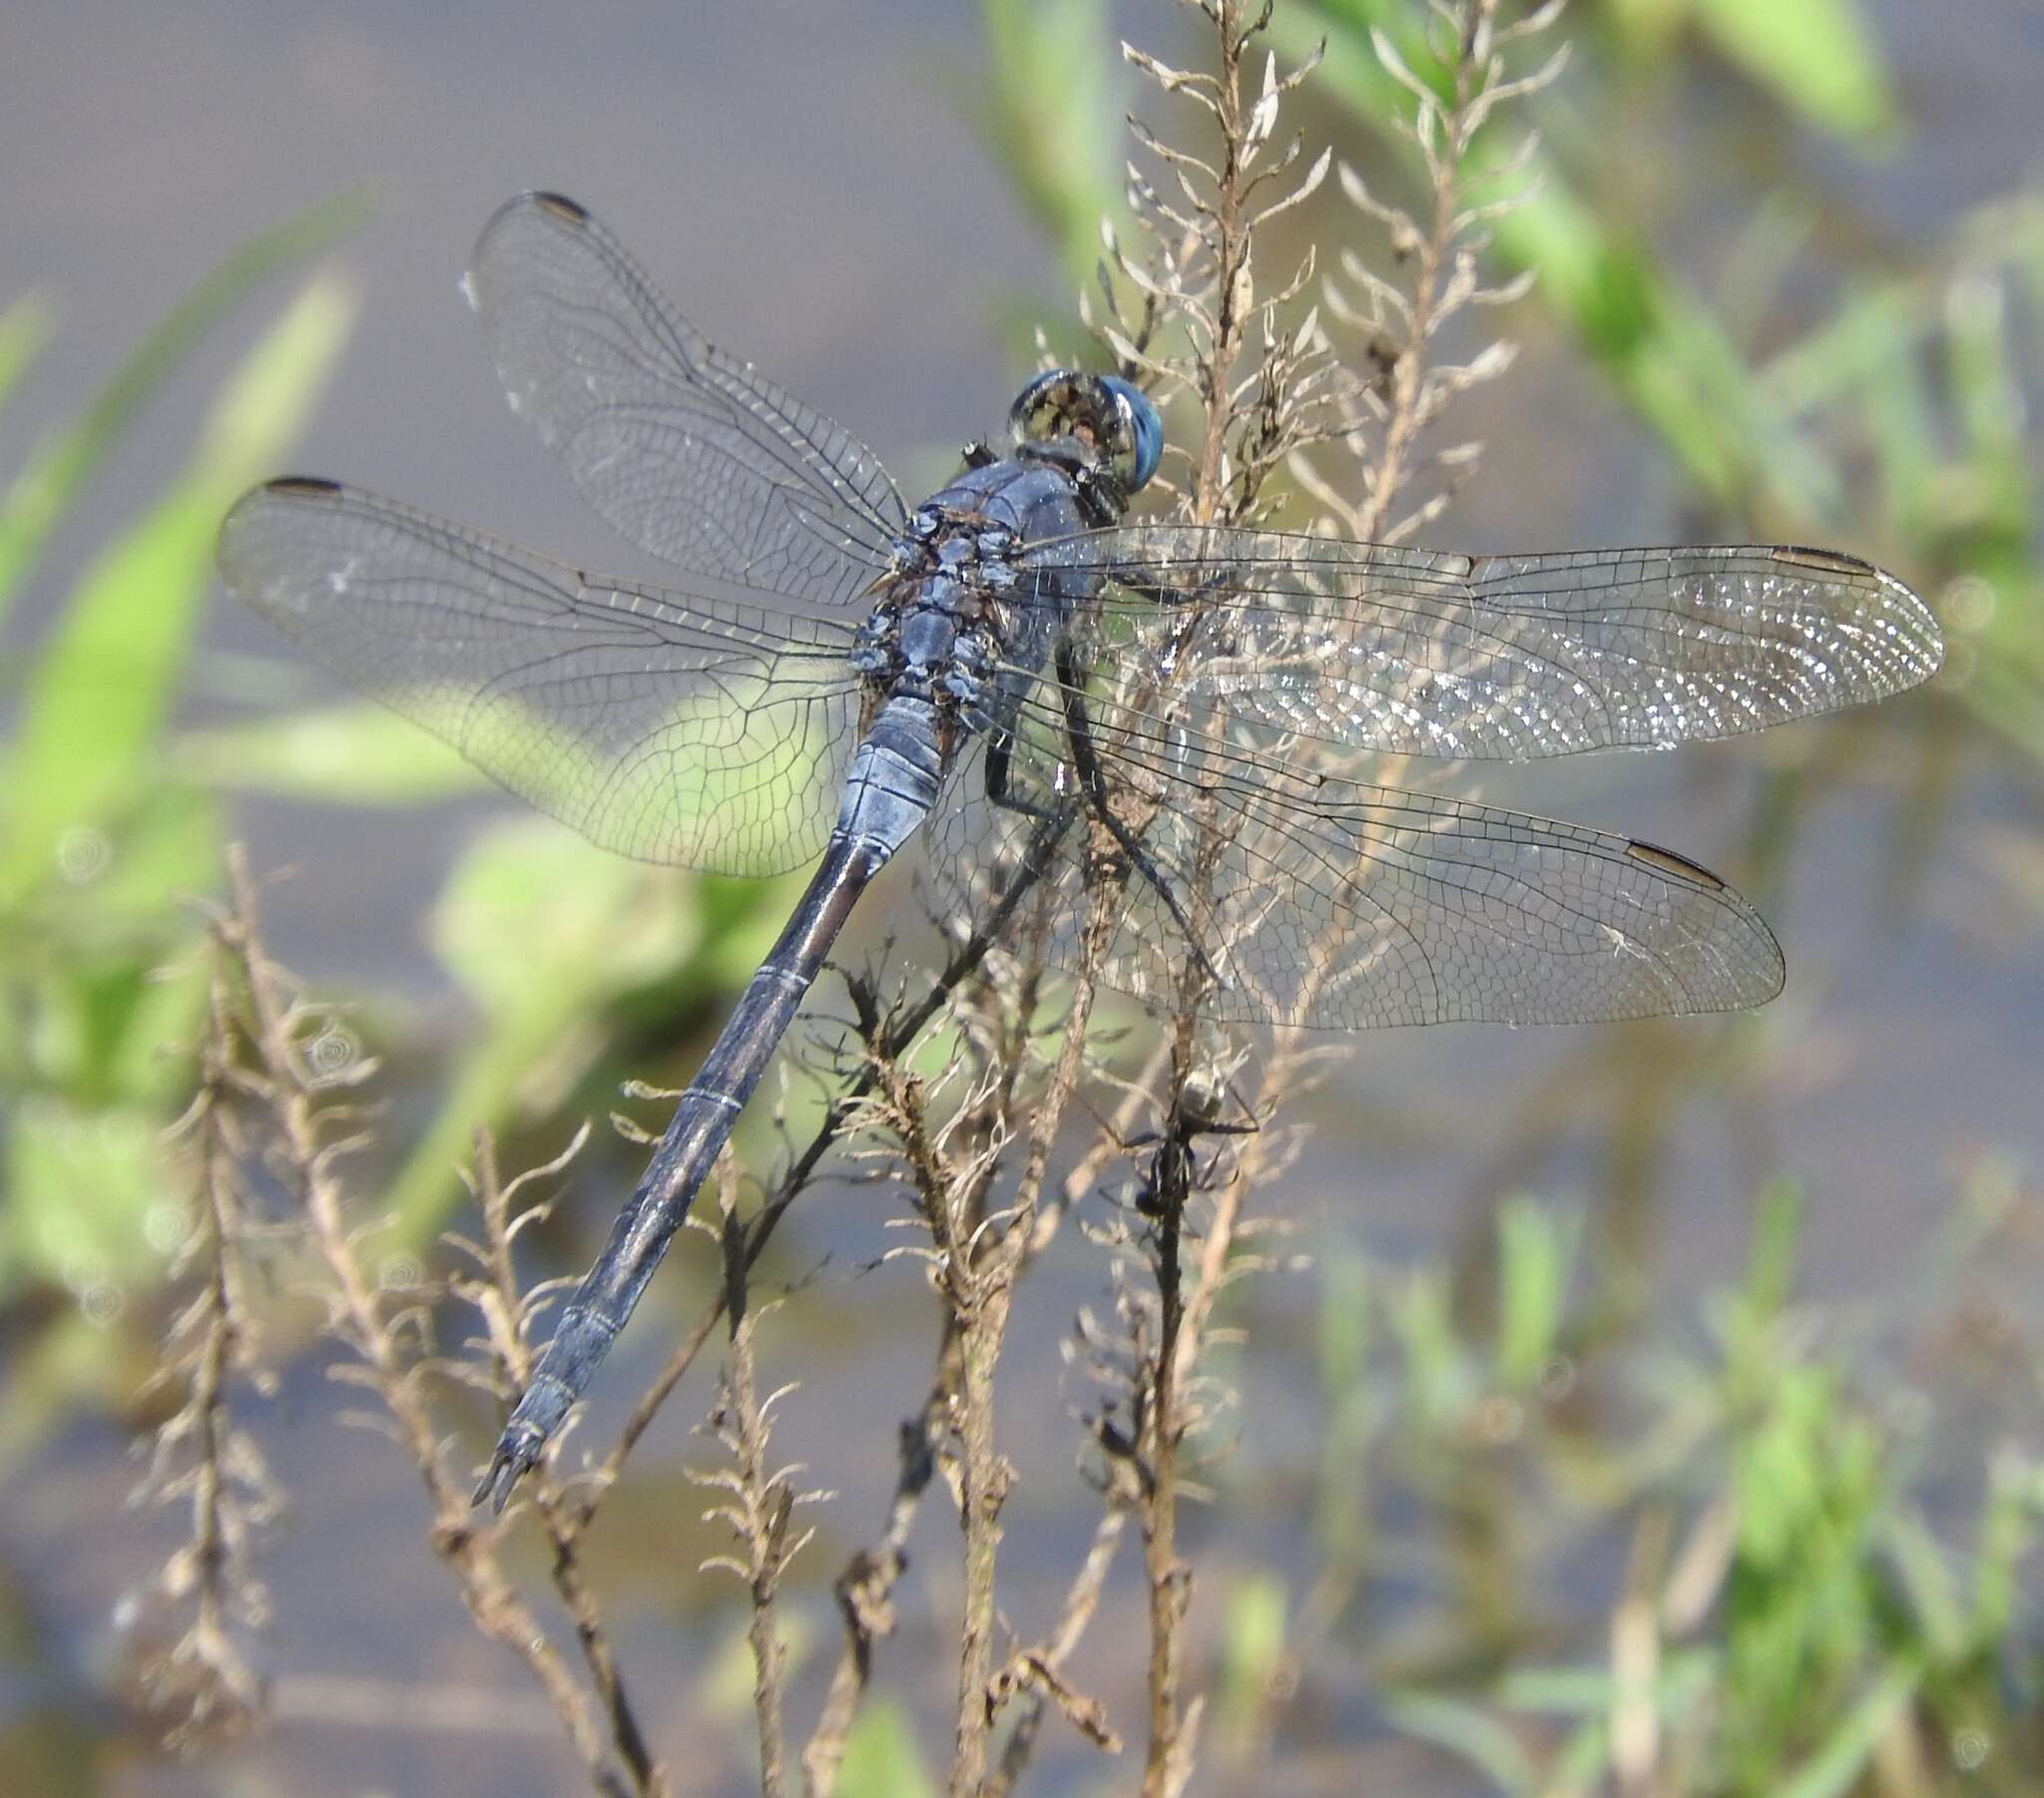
[
  {"xmin": 1100, "ymin": 375, "xmax": 1162, "ymax": 490},
  {"xmin": 217, "ymin": 191, "xmax": 1944, "ymax": 1511},
  {"xmin": 1009, "ymin": 367, "xmax": 1161, "ymax": 493}
]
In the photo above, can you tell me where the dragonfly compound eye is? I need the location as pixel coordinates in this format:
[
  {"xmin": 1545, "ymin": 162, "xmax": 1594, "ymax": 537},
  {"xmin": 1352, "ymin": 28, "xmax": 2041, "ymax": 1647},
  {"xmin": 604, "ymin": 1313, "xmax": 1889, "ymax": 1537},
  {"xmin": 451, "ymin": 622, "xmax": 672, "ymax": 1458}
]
[
  {"xmin": 1100, "ymin": 375, "xmax": 1163, "ymax": 492},
  {"xmin": 1009, "ymin": 369, "xmax": 1163, "ymax": 494}
]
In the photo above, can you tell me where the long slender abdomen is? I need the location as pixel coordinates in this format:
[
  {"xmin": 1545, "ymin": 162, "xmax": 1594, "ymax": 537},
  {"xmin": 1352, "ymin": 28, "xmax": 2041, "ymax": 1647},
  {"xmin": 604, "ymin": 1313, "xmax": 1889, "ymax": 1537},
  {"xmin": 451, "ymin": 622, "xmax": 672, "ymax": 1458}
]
[
  {"xmin": 474, "ymin": 831, "xmax": 876, "ymax": 1509},
  {"xmin": 475, "ymin": 704, "xmax": 949, "ymax": 1510}
]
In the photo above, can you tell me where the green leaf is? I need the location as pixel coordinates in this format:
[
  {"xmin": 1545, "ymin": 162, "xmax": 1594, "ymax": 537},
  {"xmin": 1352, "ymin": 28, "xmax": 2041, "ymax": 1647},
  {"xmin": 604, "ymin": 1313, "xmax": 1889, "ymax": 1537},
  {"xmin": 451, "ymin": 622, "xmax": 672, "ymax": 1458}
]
[
  {"xmin": 0, "ymin": 1304, "xmax": 158, "ymax": 1469},
  {"xmin": 1218, "ymin": 1571, "xmax": 1289, "ymax": 1748},
  {"xmin": 379, "ymin": 818, "xmax": 795, "ymax": 1239},
  {"xmin": 1879, "ymin": 1508, "xmax": 1966, "ymax": 1661},
  {"xmin": 175, "ymin": 700, "xmax": 485, "ymax": 805},
  {"xmin": 1392, "ymin": 1266, "xmax": 1468, "ymax": 1424},
  {"xmin": 1692, "ymin": 0, "xmax": 1898, "ymax": 143},
  {"xmin": 1968, "ymin": 1451, "xmax": 2044, "ymax": 1648},
  {"xmin": 2, "ymin": 1095, "xmax": 170, "ymax": 1299},
  {"xmin": 976, "ymin": 0, "xmax": 1126, "ymax": 287},
  {"xmin": 1496, "ymin": 1196, "xmax": 1575, "ymax": 1391},
  {"xmin": 0, "ymin": 293, "xmax": 55, "ymax": 426},
  {"xmin": 1498, "ymin": 185, "xmax": 1839, "ymax": 518},
  {"xmin": 0, "ymin": 191, "xmax": 368, "ymax": 622},
  {"xmin": 1, "ymin": 786, "xmax": 218, "ymax": 1112},
  {"xmin": 1382, "ymin": 1690, "xmax": 1537, "ymax": 1793},
  {"xmin": 1316, "ymin": 1251, "xmax": 1372, "ymax": 1392},
  {"xmin": 1284, "ymin": 7, "xmax": 1841, "ymax": 519},
  {"xmin": 1773, "ymin": 1659, "xmax": 1921, "ymax": 1798},
  {"xmin": 835, "ymin": 1698, "xmax": 936, "ymax": 1798},
  {"xmin": 0, "ymin": 273, "xmax": 355, "ymax": 908},
  {"xmin": 430, "ymin": 819, "xmax": 704, "ymax": 1015},
  {"xmin": 1740, "ymin": 1175, "xmax": 1805, "ymax": 1324},
  {"xmin": 381, "ymin": 820, "xmax": 693, "ymax": 1234}
]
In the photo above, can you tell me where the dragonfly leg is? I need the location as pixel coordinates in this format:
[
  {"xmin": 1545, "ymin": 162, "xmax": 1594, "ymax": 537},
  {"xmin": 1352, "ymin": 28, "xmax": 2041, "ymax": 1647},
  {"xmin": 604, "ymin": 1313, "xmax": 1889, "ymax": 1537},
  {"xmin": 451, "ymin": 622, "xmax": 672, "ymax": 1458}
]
[
  {"xmin": 983, "ymin": 668, "xmax": 1223, "ymax": 990},
  {"xmin": 984, "ymin": 731, "xmax": 1060, "ymax": 822},
  {"xmin": 1088, "ymin": 797, "xmax": 1225, "ymax": 989},
  {"xmin": 987, "ymin": 717, "xmax": 1208, "ymax": 962},
  {"xmin": 1048, "ymin": 639, "xmax": 1227, "ymax": 993}
]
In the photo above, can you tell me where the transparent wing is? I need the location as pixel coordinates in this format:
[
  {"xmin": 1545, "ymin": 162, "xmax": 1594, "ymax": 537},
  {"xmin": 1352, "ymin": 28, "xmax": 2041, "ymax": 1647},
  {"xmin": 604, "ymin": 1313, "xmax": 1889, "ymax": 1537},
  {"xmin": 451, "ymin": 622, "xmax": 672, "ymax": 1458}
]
[
  {"xmin": 218, "ymin": 478, "xmax": 862, "ymax": 876},
  {"xmin": 1018, "ymin": 529, "xmax": 1944, "ymax": 760},
  {"xmin": 929, "ymin": 686, "xmax": 1783, "ymax": 1031},
  {"xmin": 464, "ymin": 191, "xmax": 905, "ymax": 604}
]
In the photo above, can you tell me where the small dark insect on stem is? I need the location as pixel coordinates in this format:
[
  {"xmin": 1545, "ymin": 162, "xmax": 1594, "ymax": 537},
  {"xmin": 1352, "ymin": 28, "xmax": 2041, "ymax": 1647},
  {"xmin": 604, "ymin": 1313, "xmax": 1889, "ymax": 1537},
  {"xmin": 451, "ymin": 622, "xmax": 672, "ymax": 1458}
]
[{"xmin": 1139, "ymin": 1072, "xmax": 1259, "ymax": 1793}]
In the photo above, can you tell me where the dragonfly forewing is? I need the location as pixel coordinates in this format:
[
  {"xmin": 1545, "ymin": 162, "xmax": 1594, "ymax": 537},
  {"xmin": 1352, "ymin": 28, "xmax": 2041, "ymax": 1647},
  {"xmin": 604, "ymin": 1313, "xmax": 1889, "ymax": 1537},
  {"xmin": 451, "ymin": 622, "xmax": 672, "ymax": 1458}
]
[
  {"xmin": 217, "ymin": 478, "xmax": 864, "ymax": 876},
  {"xmin": 1020, "ymin": 528, "xmax": 1943, "ymax": 761},
  {"xmin": 465, "ymin": 192, "xmax": 905, "ymax": 603}
]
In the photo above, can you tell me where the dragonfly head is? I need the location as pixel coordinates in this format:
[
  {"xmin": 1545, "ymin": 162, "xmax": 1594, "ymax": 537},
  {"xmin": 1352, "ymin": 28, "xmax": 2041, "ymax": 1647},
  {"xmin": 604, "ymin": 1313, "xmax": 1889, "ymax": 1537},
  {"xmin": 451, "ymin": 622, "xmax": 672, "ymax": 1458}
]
[{"xmin": 1008, "ymin": 370, "xmax": 1163, "ymax": 500}]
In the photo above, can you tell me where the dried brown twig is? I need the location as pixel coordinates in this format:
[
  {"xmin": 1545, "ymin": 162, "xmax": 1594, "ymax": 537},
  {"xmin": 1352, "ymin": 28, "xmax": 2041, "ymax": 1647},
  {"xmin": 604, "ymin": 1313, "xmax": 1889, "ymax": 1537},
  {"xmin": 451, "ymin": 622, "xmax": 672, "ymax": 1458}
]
[
  {"xmin": 195, "ymin": 847, "xmax": 662, "ymax": 1798},
  {"xmin": 687, "ymin": 1154, "xmax": 822, "ymax": 1798},
  {"xmin": 1050, "ymin": 2, "xmax": 1563, "ymax": 1792},
  {"xmin": 453, "ymin": 1126, "xmax": 669, "ymax": 1797},
  {"xmin": 130, "ymin": 947, "xmax": 286, "ymax": 1748}
]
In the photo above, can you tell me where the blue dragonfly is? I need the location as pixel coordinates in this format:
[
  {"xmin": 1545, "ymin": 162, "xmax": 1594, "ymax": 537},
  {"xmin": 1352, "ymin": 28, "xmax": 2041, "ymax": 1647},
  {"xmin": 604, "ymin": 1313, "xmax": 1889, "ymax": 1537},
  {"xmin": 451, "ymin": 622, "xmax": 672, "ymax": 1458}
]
[{"xmin": 217, "ymin": 194, "xmax": 1944, "ymax": 1508}]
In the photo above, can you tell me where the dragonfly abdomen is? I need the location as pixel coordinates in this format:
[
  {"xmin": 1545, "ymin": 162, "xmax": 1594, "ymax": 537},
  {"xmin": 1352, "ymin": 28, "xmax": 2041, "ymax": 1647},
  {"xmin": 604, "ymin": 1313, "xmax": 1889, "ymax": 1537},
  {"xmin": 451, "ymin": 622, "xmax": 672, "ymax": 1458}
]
[
  {"xmin": 836, "ymin": 692, "xmax": 947, "ymax": 858},
  {"xmin": 474, "ymin": 823, "xmax": 888, "ymax": 1510}
]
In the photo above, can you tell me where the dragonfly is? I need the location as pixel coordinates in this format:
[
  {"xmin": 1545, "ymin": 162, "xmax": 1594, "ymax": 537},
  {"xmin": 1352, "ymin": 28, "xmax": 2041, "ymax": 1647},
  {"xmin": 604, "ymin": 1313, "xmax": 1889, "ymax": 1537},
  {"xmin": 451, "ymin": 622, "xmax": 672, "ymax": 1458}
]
[{"xmin": 217, "ymin": 192, "xmax": 1944, "ymax": 1510}]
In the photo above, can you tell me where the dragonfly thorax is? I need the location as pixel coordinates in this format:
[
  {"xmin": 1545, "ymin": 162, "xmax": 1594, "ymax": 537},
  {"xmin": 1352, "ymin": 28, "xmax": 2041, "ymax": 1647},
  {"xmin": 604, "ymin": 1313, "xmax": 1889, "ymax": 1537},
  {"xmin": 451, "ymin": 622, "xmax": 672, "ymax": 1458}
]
[{"xmin": 854, "ymin": 501, "xmax": 1034, "ymax": 739}]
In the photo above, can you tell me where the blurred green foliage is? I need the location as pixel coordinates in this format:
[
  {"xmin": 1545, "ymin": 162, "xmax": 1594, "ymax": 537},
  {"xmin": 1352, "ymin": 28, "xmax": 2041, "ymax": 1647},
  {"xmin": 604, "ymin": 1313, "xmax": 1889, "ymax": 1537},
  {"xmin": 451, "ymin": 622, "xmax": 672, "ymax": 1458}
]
[
  {"xmin": 1285, "ymin": 0, "xmax": 2039, "ymax": 775},
  {"xmin": 0, "ymin": 198, "xmax": 362, "ymax": 1447},
  {"xmin": 1262, "ymin": 1182, "xmax": 2044, "ymax": 1795},
  {"xmin": 835, "ymin": 1699, "xmax": 940, "ymax": 1798},
  {"xmin": 0, "ymin": 196, "xmax": 800, "ymax": 1453}
]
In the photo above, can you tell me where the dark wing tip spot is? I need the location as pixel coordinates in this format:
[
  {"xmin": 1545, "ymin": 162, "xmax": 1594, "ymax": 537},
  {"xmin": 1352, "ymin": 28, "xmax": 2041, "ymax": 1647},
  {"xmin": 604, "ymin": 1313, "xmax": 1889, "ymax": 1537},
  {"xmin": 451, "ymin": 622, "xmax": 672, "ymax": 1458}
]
[
  {"xmin": 263, "ymin": 475, "xmax": 344, "ymax": 499},
  {"xmin": 1625, "ymin": 838, "xmax": 1726, "ymax": 889},
  {"xmin": 1773, "ymin": 545, "xmax": 1872, "ymax": 579},
  {"xmin": 531, "ymin": 192, "xmax": 591, "ymax": 225}
]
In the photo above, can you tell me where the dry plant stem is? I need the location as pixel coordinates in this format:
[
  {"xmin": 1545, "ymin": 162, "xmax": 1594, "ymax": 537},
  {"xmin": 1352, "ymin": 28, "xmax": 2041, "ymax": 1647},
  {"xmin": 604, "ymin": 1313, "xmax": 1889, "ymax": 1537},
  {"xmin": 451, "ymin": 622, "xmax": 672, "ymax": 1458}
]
[
  {"xmin": 803, "ymin": 1383, "xmax": 946, "ymax": 1795},
  {"xmin": 1106, "ymin": 0, "xmax": 1550, "ymax": 1775},
  {"xmin": 186, "ymin": 997, "xmax": 249, "ymax": 1687},
  {"xmin": 713, "ymin": 1186, "xmax": 791, "ymax": 1798},
  {"xmin": 811, "ymin": 936, "xmax": 1065, "ymax": 1793},
  {"xmin": 948, "ymin": 1308, "xmax": 1010, "ymax": 1795},
  {"xmin": 143, "ymin": 963, "xmax": 272, "ymax": 1739},
  {"xmin": 215, "ymin": 848, "xmax": 641, "ymax": 1798},
  {"xmin": 984, "ymin": 1508, "xmax": 1131, "ymax": 1795},
  {"xmin": 1351, "ymin": 0, "xmax": 1506, "ymax": 544},
  {"xmin": 1129, "ymin": 2, "xmax": 1279, "ymax": 1785},
  {"xmin": 950, "ymin": 891, "xmax": 1119, "ymax": 1797},
  {"xmin": 473, "ymin": 1130, "xmax": 667, "ymax": 1797},
  {"xmin": 1142, "ymin": 1130, "xmax": 1193, "ymax": 1793},
  {"xmin": 1187, "ymin": 0, "xmax": 1265, "ymax": 526}
]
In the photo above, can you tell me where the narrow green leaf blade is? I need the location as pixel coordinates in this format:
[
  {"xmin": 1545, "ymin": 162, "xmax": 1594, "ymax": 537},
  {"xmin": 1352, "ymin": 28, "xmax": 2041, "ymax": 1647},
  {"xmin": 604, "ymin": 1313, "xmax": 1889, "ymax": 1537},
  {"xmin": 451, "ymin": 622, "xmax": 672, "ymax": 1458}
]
[
  {"xmin": 0, "ymin": 191, "xmax": 368, "ymax": 621},
  {"xmin": 0, "ymin": 273, "xmax": 355, "ymax": 904},
  {"xmin": 1693, "ymin": 0, "xmax": 1899, "ymax": 143}
]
